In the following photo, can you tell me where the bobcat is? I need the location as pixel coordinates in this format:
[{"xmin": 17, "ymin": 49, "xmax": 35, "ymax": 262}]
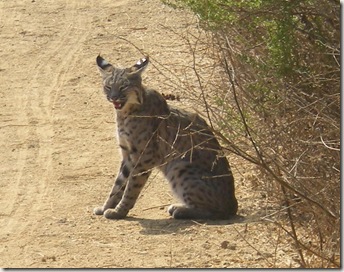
[{"xmin": 93, "ymin": 55, "xmax": 238, "ymax": 220}]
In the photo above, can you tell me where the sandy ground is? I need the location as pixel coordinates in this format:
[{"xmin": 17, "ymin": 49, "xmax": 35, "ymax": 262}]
[{"xmin": 0, "ymin": 0, "xmax": 299, "ymax": 268}]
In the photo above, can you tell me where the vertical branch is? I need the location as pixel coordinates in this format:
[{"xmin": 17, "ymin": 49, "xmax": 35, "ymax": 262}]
[
  {"xmin": 221, "ymin": 35, "xmax": 264, "ymax": 163},
  {"xmin": 281, "ymin": 185, "xmax": 306, "ymax": 267},
  {"xmin": 187, "ymin": 33, "xmax": 214, "ymax": 129}
]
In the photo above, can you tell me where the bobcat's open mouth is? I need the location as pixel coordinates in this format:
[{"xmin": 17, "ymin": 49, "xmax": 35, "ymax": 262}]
[{"xmin": 113, "ymin": 101, "xmax": 125, "ymax": 110}]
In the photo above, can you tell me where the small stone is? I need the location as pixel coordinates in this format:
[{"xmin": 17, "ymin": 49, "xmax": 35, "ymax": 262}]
[{"xmin": 221, "ymin": 241, "xmax": 229, "ymax": 249}]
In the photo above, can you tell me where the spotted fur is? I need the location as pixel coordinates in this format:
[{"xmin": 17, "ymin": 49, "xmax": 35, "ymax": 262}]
[{"xmin": 93, "ymin": 55, "xmax": 238, "ymax": 220}]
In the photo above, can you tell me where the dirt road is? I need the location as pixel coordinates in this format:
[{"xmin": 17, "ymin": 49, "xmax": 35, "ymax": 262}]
[{"xmin": 0, "ymin": 0, "xmax": 298, "ymax": 268}]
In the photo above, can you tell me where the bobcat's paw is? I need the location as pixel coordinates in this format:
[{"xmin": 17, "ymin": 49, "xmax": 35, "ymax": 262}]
[
  {"xmin": 167, "ymin": 204, "xmax": 184, "ymax": 216},
  {"xmin": 104, "ymin": 208, "xmax": 127, "ymax": 219},
  {"xmin": 93, "ymin": 206, "xmax": 105, "ymax": 215}
]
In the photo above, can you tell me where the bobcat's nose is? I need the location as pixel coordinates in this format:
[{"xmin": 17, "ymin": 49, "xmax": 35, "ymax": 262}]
[{"xmin": 108, "ymin": 94, "xmax": 120, "ymax": 102}]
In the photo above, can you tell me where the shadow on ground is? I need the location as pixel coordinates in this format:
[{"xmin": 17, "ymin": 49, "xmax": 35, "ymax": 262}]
[{"xmin": 125, "ymin": 214, "xmax": 262, "ymax": 235}]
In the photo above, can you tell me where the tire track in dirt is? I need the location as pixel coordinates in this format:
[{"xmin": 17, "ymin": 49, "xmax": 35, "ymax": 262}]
[
  {"xmin": 0, "ymin": 1, "xmax": 32, "ymax": 218},
  {"xmin": 26, "ymin": 1, "xmax": 91, "ymax": 214},
  {"xmin": 0, "ymin": 0, "xmax": 94, "ymax": 262}
]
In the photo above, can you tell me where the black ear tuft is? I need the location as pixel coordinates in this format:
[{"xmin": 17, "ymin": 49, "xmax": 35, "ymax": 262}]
[
  {"xmin": 132, "ymin": 56, "xmax": 149, "ymax": 71},
  {"xmin": 96, "ymin": 55, "xmax": 112, "ymax": 70}
]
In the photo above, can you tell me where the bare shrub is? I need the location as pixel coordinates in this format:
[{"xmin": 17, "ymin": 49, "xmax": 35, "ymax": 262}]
[{"xmin": 159, "ymin": 0, "xmax": 340, "ymax": 267}]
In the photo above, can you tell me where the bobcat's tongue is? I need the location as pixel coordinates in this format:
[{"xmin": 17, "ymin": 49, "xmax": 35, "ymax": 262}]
[{"xmin": 113, "ymin": 101, "xmax": 123, "ymax": 110}]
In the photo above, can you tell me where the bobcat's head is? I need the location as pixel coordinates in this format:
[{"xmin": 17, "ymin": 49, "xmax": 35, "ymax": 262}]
[{"xmin": 96, "ymin": 55, "xmax": 149, "ymax": 110}]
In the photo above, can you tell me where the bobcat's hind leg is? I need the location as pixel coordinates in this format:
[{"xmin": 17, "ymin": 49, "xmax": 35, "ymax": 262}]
[{"xmin": 168, "ymin": 204, "xmax": 214, "ymax": 219}]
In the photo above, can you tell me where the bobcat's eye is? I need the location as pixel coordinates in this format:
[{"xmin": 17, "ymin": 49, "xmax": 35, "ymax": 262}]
[
  {"xmin": 119, "ymin": 85, "xmax": 128, "ymax": 92},
  {"xmin": 104, "ymin": 85, "xmax": 111, "ymax": 92}
]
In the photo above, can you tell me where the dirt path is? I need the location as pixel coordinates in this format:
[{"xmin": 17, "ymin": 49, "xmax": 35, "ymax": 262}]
[{"xmin": 0, "ymin": 0, "xmax": 298, "ymax": 268}]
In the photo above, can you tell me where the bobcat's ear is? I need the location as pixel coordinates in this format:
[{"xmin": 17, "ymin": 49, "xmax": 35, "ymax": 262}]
[
  {"xmin": 96, "ymin": 55, "xmax": 114, "ymax": 77},
  {"xmin": 128, "ymin": 56, "xmax": 149, "ymax": 76}
]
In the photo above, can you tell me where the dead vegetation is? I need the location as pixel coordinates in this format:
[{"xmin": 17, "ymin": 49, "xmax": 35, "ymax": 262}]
[{"xmin": 141, "ymin": 1, "xmax": 340, "ymax": 266}]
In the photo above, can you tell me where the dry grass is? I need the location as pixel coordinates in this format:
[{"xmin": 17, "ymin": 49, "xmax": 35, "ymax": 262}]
[{"xmin": 144, "ymin": 21, "xmax": 340, "ymax": 267}]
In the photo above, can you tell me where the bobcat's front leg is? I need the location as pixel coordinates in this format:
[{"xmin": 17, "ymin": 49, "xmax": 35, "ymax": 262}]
[
  {"xmin": 93, "ymin": 161, "xmax": 130, "ymax": 215},
  {"xmin": 103, "ymin": 168, "xmax": 151, "ymax": 219}
]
